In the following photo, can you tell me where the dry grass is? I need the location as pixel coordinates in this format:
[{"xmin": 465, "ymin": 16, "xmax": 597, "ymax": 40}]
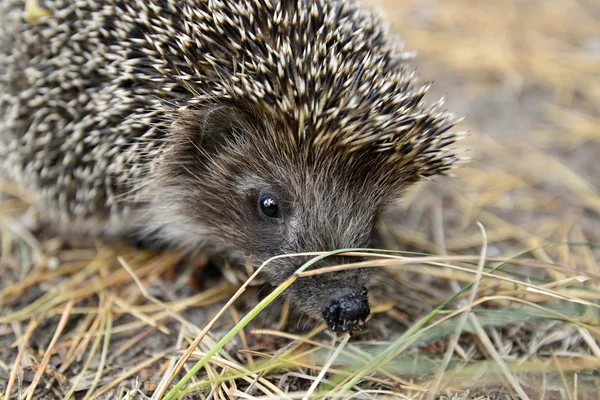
[{"xmin": 1, "ymin": 0, "xmax": 600, "ymax": 399}]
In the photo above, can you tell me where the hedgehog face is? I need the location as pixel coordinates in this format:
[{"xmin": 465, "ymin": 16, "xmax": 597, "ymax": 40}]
[
  {"xmin": 229, "ymin": 175, "xmax": 377, "ymax": 333},
  {"xmin": 153, "ymin": 104, "xmax": 400, "ymax": 331},
  {"xmin": 228, "ymin": 167, "xmax": 377, "ymax": 333}
]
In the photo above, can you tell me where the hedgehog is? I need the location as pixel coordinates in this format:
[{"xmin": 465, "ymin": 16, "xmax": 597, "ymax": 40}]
[{"xmin": 0, "ymin": 0, "xmax": 461, "ymax": 333}]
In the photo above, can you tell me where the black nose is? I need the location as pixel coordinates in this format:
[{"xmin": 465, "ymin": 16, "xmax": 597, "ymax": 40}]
[{"xmin": 322, "ymin": 287, "xmax": 370, "ymax": 333}]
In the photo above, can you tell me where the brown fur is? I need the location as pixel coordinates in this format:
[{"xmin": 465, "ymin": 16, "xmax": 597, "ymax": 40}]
[{"xmin": 144, "ymin": 104, "xmax": 390, "ymax": 317}]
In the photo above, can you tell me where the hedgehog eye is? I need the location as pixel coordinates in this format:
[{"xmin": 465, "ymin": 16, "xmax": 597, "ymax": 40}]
[{"xmin": 259, "ymin": 194, "xmax": 280, "ymax": 218}]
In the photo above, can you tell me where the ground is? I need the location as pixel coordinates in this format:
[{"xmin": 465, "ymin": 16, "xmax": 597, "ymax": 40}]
[{"xmin": 1, "ymin": 0, "xmax": 599, "ymax": 399}]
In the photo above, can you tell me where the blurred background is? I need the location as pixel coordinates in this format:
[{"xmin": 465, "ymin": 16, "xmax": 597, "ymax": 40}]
[{"xmin": 369, "ymin": 0, "xmax": 600, "ymax": 259}]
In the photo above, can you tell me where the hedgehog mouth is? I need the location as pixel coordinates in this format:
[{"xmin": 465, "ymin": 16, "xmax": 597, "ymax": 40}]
[{"xmin": 322, "ymin": 287, "xmax": 370, "ymax": 333}]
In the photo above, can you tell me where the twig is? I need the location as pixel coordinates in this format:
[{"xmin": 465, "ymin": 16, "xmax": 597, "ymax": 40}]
[
  {"xmin": 24, "ymin": 300, "xmax": 74, "ymax": 400},
  {"xmin": 4, "ymin": 317, "xmax": 38, "ymax": 400}
]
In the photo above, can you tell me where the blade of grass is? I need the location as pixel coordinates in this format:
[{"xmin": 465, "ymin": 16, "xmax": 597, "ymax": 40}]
[
  {"xmin": 427, "ymin": 222, "xmax": 488, "ymax": 398},
  {"xmin": 469, "ymin": 313, "xmax": 530, "ymax": 399},
  {"xmin": 162, "ymin": 275, "xmax": 297, "ymax": 400},
  {"xmin": 328, "ymin": 238, "xmax": 584, "ymax": 398},
  {"xmin": 24, "ymin": 300, "xmax": 74, "ymax": 400},
  {"xmin": 83, "ymin": 296, "xmax": 113, "ymax": 400},
  {"xmin": 163, "ymin": 248, "xmax": 386, "ymax": 400},
  {"xmin": 303, "ymin": 334, "xmax": 351, "ymax": 400},
  {"xmin": 4, "ymin": 317, "xmax": 38, "ymax": 400}
]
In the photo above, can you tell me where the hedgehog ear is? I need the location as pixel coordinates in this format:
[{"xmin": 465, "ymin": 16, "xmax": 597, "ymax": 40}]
[{"xmin": 173, "ymin": 105, "xmax": 249, "ymax": 158}]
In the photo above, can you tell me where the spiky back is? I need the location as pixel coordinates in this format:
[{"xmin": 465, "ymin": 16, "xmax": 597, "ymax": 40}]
[
  {"xmin": 140, "ymin": 0, "xmax": 459, "ymax": 170},
  {"xmin": 0, "ymin": 0, "xmax": 460, "ymax": 227}
]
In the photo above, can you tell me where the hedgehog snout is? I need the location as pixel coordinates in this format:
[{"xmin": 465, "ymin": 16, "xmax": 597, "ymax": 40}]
[{"xmin": 322, "ymin": 287, "xmax": 370, "ymax": 333}]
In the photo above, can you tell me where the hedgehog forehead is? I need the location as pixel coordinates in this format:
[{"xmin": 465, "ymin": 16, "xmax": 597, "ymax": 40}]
[{"xmin": 237, "ymin": 130, "xmax": 397, "ymax": 200}]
